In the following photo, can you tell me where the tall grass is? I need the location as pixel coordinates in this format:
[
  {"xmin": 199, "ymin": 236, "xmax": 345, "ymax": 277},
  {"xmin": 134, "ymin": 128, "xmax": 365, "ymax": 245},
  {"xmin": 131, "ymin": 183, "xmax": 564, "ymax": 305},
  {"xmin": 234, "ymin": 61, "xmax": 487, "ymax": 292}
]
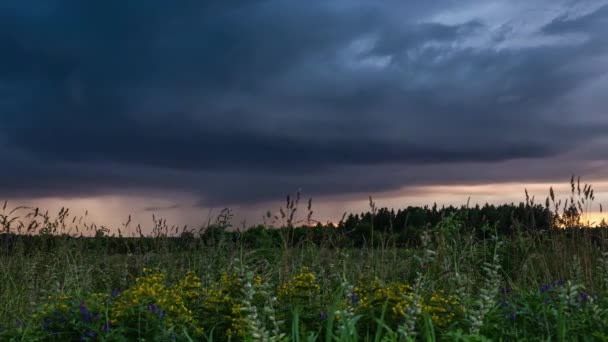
[{"xmin": 1, "ymin": 177, "xmax": 608, "ymax": 340}]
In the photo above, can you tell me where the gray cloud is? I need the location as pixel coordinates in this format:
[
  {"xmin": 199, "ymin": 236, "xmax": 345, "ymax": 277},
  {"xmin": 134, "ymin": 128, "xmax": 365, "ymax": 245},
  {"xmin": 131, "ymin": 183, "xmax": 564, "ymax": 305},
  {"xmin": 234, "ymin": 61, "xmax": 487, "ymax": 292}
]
[{"xmin": 1, "ymin": 0, "xmax": 608, "ymax": 206}]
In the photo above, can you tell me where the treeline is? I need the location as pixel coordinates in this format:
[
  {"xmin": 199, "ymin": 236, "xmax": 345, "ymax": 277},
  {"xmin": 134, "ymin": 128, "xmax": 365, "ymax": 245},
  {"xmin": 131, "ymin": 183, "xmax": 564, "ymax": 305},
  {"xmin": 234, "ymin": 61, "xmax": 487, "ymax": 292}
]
[
  {"xmin": 2, "ymin": 200, "xmax": 606, "ymax": 255},
  {"xmin": 341, "ymin": 202, "xmax": 553, "ymax": 234}
]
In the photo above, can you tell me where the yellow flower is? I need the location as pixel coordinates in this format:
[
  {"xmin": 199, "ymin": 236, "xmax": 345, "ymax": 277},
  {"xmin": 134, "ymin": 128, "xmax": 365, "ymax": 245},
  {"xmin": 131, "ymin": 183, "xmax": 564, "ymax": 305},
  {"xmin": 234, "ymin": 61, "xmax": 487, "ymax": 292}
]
[
  {"xmin": 110, "ymin": 268, "xmax": 198, "ymax": 329},
  {"xmin": 277, "ymin": 267, "xmax": 320, "ymax": 301}
]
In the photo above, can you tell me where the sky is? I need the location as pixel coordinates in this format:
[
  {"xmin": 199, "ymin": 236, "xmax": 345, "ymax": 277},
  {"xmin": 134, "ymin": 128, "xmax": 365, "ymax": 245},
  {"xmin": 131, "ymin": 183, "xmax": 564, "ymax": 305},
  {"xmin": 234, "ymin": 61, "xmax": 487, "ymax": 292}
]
[{"xmin": 1, "ymin": 0, "xmax": 608, "ymax": 232}]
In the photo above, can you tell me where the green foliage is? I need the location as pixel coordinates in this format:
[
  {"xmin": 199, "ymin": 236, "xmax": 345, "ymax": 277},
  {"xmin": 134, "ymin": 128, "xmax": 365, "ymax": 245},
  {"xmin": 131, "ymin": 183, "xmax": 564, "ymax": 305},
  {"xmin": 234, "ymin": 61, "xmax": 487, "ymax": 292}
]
[{"xmin": 2, "ymin": 177, "xmax": 608, "ymax": 339}]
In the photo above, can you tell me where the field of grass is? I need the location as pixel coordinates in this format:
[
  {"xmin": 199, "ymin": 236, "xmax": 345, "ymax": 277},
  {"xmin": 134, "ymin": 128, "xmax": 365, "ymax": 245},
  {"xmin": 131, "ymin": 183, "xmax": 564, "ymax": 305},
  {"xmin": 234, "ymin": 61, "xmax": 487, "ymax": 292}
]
[{"xmin": 2, "ymin": 180, "xmax": 608, "ymax": 341}]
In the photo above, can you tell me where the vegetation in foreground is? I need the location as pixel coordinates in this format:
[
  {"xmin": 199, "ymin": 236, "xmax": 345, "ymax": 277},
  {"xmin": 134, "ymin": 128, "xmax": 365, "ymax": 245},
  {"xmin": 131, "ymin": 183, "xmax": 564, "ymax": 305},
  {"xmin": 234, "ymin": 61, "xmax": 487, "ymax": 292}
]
[{"xmin": 2, "ymin": 177, "xmax": 608, "ymax": 341}]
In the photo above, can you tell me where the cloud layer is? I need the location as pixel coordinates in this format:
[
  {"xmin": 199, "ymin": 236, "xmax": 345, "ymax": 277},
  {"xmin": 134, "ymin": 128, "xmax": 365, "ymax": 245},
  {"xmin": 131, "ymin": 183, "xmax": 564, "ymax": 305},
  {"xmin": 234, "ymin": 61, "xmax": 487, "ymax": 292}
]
[{"xmin": 1, "ymin": 0, "xmax": 608, "ymax": 207}]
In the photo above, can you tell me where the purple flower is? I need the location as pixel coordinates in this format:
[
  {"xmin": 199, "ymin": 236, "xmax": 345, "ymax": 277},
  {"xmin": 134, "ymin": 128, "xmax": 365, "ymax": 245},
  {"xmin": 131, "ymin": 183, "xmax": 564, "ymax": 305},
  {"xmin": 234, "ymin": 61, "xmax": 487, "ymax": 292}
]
[
  {"xmin": 540, "ymin": 284, "xmax": 549, "ymax": 293},
  {"xmin": 159, "ymin": 310, "xmax": 165, "ymax": 319},
  {"xmin": 80, "ymin": 331, "xmax": 95, "ymax": 341},
  {"xmin": 509, "ymin": 313, "xmax": 517, "ymax": 320},
  {"xmin": 79, "ymin": 302, "xmax": 92, "ymax": 323},
  {"xmin": 581, "ymin": 292, "xmax": 589, "ymax": 302},
  {"xmin": 148, "ymin": 304, "xmax": 159, "ymax": 313},
  {"xmin": 111, "ymin": 288, "xmax": 123, "ymax": 298},
  {"xmin": 350, "ymin": 293, "xmax": 358, "ymax": 304},
  {"xmin": 103, "ymin": 322, "xmax": 111, "ymax": 333},
  {"xmin": 320, "ymin": 312, "xmax": 328, "ymax": 320},
  {"xmin": 557, "ymin": 279, "xmax": 565, "ymax": 286},
  {"xmin": 42, "ymin": 318, "xmax": 53, "ymax": 330}
]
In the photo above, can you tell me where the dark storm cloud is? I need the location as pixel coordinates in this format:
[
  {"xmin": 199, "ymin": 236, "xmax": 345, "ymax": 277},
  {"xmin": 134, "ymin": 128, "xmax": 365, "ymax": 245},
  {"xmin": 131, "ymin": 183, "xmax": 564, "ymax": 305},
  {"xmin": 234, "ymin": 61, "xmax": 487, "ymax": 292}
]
[
  {"xmin": 1, "ymin": 0, "xmax": 608, "ymax": 205},
  {"xmin": 542, "ymin": 4, "xmax": 608, "ymax": 36}
]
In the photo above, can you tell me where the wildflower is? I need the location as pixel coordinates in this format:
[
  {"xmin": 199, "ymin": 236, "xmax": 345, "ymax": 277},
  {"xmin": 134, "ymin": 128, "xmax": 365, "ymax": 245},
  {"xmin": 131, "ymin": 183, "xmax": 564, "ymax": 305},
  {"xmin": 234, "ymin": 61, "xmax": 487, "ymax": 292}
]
[
  {"xmin": 80, "ymin": 331, "xmax": 95, "ymax": 341},
  {"xmin": 79, "ymin": 302, "xmax": 92, "ymax": 323},
  {"xmin": 111, "ymin": 269, "xmax": 194, "ymax": 328},
  {"xmin": 42, "ymin": 317, "xmax": 52, "ymax": 330},
  {"xmin": 320, "ymin": 312, "xmax": 328, "ymax": 320},
  {"xmin": 509, "ymin": 313, "xmax": 517, "ymax": 320},
  {"xmin": 104, "ymin": 322, "xmax": 111, "ymax": 333},
  {"xmin": 112, "ymin": 288, "xmax": 123, "ymax": 298},
  {"xmin": 580, "ymin": 292, "xmax": 589, "ymax": 302},
  {"xmin": 350, "ymin": 292, "xmax": 358, "ymax": 305},
  {"xmin": 277, "ymin": 267, "xmax": 320, "ymax": 300}
]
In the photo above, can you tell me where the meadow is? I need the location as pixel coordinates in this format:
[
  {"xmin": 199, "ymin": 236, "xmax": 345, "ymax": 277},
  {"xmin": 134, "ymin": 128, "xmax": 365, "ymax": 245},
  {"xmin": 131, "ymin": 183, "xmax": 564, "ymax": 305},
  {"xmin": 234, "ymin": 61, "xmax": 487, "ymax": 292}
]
[{"xmin": 2, "ymin": 178, "xmax": 608, "ymax": 341}]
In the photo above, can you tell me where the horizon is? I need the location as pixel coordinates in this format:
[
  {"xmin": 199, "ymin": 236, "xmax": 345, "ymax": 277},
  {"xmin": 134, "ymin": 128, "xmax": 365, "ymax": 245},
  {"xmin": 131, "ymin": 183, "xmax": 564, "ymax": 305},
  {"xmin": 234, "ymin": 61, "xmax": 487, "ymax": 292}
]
[
  {"xmin": 1, "ymin": 1, "xmax": 608, "ymax": 232},
  {"xmin": 4, "ymin": 178, "xmax": 607, "ymax": 234}
]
